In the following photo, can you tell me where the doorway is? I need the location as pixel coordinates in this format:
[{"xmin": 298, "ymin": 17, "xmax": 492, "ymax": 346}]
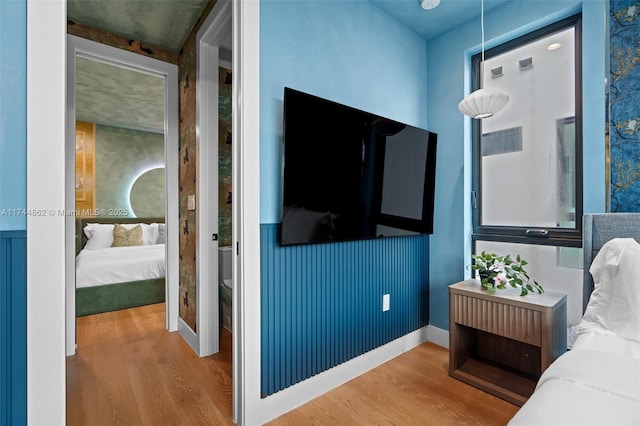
[{"xmin": 65, "ymin": 35, "xmax": 180, "ymax": 356}]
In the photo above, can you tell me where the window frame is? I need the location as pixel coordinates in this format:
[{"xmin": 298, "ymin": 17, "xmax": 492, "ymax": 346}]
[{"xmin": 471, "ymin": 13, "xmax": 584, "ymax": 249}]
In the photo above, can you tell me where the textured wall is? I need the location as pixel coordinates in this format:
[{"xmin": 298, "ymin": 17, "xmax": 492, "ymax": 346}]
[
  {"xmin": 177, "ymin": 1, "xmax": 216, "ymax": 332},
  {"xmin": 610, "ymin": 0, "xmax": 640, "ymax": 211},
  {"xmin": 75, "ymin": 57, "xmax": 165, "ymax": 133},
  {"xmin": 95, "ymin": 125, "xmax": 165, "ymax": 217},
  {"xmin": 130, "ymin": 168, "xmax": 165, "ymax": 218},
  {"xmin": 219, "ymin": 67, "xmax": 232, "ymax": 247}
]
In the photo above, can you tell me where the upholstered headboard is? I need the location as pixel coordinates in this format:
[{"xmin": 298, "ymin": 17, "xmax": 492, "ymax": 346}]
[
  {"xmin": 75, "ymin": 216, "xmax": 164, "ymax": 255},
  {"xmin": 582, "ymin": 213, "xmax": 640, "ymax": 312}
]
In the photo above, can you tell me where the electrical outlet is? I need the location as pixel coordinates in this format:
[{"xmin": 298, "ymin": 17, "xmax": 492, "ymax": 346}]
[
  {"xmin": 382, "ymin": 294, "xmax": 390, "ymax": 312},
  {"xmin": 187, "ymin": 195, "xmax": 196, "ymax": 210}
]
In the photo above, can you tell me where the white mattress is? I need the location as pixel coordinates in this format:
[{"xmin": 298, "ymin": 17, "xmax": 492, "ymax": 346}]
[
  {"xmin": 508, "ymin": 331, "xmax": 640, "ymax": 425},
  {"xmin": 75, "ymin": 244, "xmax": 165, "ymax": 288}
]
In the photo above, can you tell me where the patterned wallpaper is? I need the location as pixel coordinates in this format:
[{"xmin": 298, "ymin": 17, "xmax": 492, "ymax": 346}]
[
  {"xmin": 610, "ymin": 0, "xmax": 640, "ymax": 211},
  {"xmin": 177, "ymin": 1, "xmax": 216, "ymax": 332},
  {"xmin": 219, "ymin": 67, "xmax": 233, "ymax": 247},
  {"xmin": 178, "ymin": 29, "xmax": 198, "ymax": 331}
]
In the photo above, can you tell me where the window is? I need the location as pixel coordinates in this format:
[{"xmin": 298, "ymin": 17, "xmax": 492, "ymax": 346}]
[{"xmin": 472, "ymin": 14, "xmax": 583, "ymax": 248}]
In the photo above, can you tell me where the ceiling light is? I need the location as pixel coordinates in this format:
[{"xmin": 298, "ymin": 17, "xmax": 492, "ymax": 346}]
[
  {"xmin": 458, "ymin": 88, "xmax": 510, "ymax": 119},
  {"xmin": 547, "ymin": 42, "xmax": 562, "ymax": 51},
  {"xmin": 420, "ymin": 0, "xmax": 440, "ymax": 10},
  {"xmin": 458, "ymin": 0, "xmax": 510, "ymax": 119}
]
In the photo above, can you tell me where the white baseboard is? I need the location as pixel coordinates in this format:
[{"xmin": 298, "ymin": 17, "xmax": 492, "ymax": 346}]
[
  {"xmin": 177, "ymin": 317, "xmax": 199, "ymax": 354},
  {"xmin": 426, "ymin": 325, "xmax": 449, "ymax": 348},
  {"xmin": 252, "ymin": 325, "xmax": 431, "ymax": 425}
]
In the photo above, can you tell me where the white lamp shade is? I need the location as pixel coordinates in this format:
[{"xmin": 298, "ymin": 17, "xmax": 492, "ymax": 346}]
[{"xmin": 458, "ymin": 88, "xmax": 510, "ymax": 119}]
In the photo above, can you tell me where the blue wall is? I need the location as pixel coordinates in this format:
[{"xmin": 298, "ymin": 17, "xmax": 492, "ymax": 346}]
[
  {"xmin": 0, "ymin": 1, "xmax": 27, "ymax": 424},
  {"xmin": 260, "ymin": 0, "xmax": 430, "ymax": 395},
  {"xmin": 0, "ymin": 0, "xmax": 27, "ymax": 232},
  {"xmin": 260, "ymin": 225, "xmax": 429, "ymax": 395},
  {"xmin": 0, "ymin": 231, "xmax": 27, "ymax": 426},
  {"xmin": 426, "ymin": 0, "xmax": 607, "ymax": 330},
  {"xmin": 260, "ymin": 0, "xmax": 429, "ymax": 223}
]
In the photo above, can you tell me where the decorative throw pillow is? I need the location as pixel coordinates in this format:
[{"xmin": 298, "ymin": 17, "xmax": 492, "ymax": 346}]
[{"xmin": 111, "ymin": 224, "xmax": 143, "ymax": 247}]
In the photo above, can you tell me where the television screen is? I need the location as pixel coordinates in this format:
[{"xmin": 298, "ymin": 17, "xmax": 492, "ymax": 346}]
[{"xmin": 280, "ymin": 87, "xmax": 437, "ymax": 246}]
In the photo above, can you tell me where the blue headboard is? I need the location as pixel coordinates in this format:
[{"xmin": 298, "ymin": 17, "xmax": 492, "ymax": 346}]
[{"xmin": 583, "ymin": 213, "xmax": 640, "ymax": 312}]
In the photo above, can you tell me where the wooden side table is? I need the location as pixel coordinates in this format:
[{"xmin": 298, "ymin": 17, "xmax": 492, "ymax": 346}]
[{"xmin": 448, "ymin": 279, "xmax": 567, "ymax": 406}]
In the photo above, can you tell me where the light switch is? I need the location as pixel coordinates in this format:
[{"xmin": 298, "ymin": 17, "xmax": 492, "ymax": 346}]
[{"xmin": 187, "ymin": 195, "xmax": 196, "ymax": 210}]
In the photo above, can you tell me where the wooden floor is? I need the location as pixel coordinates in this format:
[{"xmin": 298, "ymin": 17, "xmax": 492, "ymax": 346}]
[
  {"xmin": 67, "ymin": 304, "xmax": 519, "ymax": 425},
  {"xmin": 267, "ymin": 344, "xmax": 519, "ymax": 426},
  {"xmin": 66, "ymin": 303, "xmax": 234, "ymax": 425}
]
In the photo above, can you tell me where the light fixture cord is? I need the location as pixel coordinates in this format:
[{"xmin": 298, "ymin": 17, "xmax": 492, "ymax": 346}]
[{"xmin": 480, "ymin": 0, "xmax": 485, "ymax": 87}]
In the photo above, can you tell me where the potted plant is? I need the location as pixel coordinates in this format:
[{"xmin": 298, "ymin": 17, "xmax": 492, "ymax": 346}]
[{"xmin": 470, "ymin": 251, "xmax": 544, "ymax": 296}]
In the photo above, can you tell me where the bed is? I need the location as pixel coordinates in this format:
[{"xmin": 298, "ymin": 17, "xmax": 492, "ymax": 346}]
[
  {"xmin": 75, "ymin": 217, "xmax": 166, "ymax": 316},
  {"xmin": 508, "ymin": 213, "xmax": 640, "ymax": 425}
]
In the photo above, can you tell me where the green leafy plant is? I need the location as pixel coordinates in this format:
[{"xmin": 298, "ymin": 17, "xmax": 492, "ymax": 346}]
[{"xmin": 470, "ymin": 251, "xmax": 544, "ymax": 296}]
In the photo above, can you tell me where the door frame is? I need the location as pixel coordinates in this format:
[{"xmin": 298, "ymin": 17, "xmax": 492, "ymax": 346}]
[
  {"xmin": 25, "ymin": 0, "xmax": 251, "ymax": 423},
  {"xmin": 65, "ymin": 35, "xmax": 180, "ymax": 355},
  {"xmin": 176, "ymin": 0, "xmax": 234, "ymax": 357}
]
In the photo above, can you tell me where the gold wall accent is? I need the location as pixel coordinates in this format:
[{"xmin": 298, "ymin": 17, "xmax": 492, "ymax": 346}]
[{"xmin": 75, "ymin": 121, "xmax": 96, "ymax": 216}]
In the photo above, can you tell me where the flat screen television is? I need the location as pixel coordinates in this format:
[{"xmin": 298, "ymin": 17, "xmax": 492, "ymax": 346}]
[{"xmin": 280, "ymin": 87, "xmax": 437, "ymax": 246}]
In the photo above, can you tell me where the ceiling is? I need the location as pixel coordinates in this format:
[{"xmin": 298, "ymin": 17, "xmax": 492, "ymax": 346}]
[
  {"xmin": 371, "ymin": 0, "xmax": 511, "ymax": 41},
  {"xmin": 69, "ymin": 0, "xmax": 510, "ymax": 134},
  {"xmin": 75, "ymin": 57, "xmax": 165, "ymax": 133},
  {"xmin": 68, "ymin": 0, "xmax": 511, "ymax": 56},
  {"xmin": 67, "ymin": 0, "xmax": 209, "ymax": 53}
]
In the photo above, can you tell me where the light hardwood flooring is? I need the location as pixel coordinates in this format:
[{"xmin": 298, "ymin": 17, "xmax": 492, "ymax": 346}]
[
  {"xmin": 67, "ymin": 303, "xmax": 519, "ymax": 425},
  {"xmin": 66, "ymin": 303, "xmax": 233, "ymax": 425}
]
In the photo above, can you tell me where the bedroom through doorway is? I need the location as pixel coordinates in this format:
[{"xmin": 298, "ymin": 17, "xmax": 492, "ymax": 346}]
[
  {"xmin": 72, "ymin": 56, "xmax": 168, "ymax": 324},
  {"xmin": 65, "ymin": 35, "xmax": 181, "ymax": 358}
]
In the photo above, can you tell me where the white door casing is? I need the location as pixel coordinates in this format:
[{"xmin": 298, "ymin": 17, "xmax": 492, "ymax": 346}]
[{"xmin": 179, "ymin": 0, "xmax": 233, "ymax": 357}]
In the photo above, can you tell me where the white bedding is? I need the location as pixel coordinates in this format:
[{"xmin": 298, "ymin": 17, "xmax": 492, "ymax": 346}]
[
  {"xmin": 508, "ymin": 332, "xmax": 640, "ymax": 425},
  {"xmin": 75, "ymin": 244, "xmax": 165, "ymax": 288}
]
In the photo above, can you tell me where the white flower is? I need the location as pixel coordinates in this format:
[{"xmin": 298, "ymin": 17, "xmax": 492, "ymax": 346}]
[
  {"xmin": 628, "ymin": 119, "xmax": 637, "ymax": 133},
  {"xmin": 628, "ymin": 5, "xmax": 637, "ymax": 17},
  {"xmin": 494, "ymin": 273, "xmax": 507, "ymax": 286},
  {"xmin": 491, "ymin": 260, "xmax": 505, "ymax": 271}
]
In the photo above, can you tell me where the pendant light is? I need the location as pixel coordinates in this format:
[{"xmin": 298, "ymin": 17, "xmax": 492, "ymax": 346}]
[{"xmin": 458, "ymin": 0, "xmax": 510, "ymax": 119}]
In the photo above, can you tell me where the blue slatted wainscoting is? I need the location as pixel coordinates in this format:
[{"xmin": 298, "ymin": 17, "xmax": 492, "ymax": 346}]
[
  {"xmin": 260, "ymin": 224, "xmax": 429, "ymax": 397},
  {"xmin": 0, "ymin": 230, "xmax": 27, "ymax": 425}
]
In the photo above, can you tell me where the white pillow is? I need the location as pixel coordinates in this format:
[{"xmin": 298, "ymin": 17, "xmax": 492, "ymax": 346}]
[
  {"xmin": 83, "ymin": 223, "xmax": 157, "ymax": 249},
  {"xmin": 156, "ymin": 223, "xmax": 166, "ymax": 244},
  {"xmin": 148, "ymin": 223, "xmax": 160, "ymax": 245},
  {"xmin": 579, "ymin": 238, "xmax": 640, "ymax": 342}
]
